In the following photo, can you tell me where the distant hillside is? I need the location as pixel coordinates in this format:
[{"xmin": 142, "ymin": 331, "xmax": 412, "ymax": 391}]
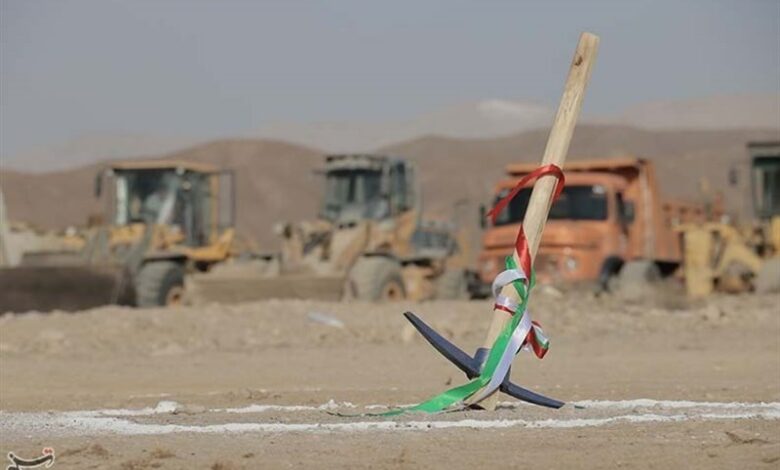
[
  {"xmin": 381, "ymin": 125, "xmax": 779, "ymax": 220},
  {"xmin": 4, "ymin": 94, "xmax": 777, "ymax": 172},
  {"xmin": 618, "ymin": 94, "xmax": 780, "ymax": 130},
  {"xmin": 254, "ymin": 100, "xmax": 557, "ymax": 154},
  {"xmin": 2, "ymin": 126, "xmax": 779, "ymax": 248},
  {"xmin": 1, "ymin": 164, "xmax": 104, "ymax": 232},
  {"xmin": 4, "ymin": 133, "xmax": 204, "ymax": 173}
]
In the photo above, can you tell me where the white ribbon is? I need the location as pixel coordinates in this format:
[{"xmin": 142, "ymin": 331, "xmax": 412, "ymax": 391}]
[
  {"xmin": 470, "ymin": 268, "xmax": 534, "ymax": 403},
  {"xmin": 491, "ymin": 269, "xmax": 526, "ymax": 299}
]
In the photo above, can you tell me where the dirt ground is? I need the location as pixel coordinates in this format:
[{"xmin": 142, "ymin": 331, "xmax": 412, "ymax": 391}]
[{"xmin": 1, "ymin": 289, "xmax": 778, "ymax": 469}]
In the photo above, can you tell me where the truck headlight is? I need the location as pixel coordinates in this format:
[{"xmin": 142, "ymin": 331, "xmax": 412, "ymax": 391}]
[{"xmin": 481, "ymin": 258, "xmax": 497, "ymax": 274}]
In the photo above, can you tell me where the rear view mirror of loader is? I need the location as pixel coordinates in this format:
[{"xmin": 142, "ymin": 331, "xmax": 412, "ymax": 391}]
[
  {"xmin": 218, "ymin": 170, "xmax": 236, "ymax": 231},
  {"xmin": 729, "ymin": 166, "xmax": 739, "ymax": 187},
  {"xmin": 94, "ymin": 171, "xmax": 103, "ymax": 198}
]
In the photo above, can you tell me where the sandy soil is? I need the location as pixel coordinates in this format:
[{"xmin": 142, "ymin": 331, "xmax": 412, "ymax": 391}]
[{"xmin": 1, "ymin": 290, "xmax": 778, "ymax": 469}]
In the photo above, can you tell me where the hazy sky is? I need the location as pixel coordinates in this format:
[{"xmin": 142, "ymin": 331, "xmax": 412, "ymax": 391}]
[{"xmin": 1, "ymin": 0, "xmax": 778, "ymax": 158}]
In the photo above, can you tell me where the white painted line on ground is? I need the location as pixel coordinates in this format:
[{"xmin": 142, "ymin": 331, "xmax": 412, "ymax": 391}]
[
  {"xmin": 3, "ymin": 410, "xmax": 779, "ymax": 437},
  {"xmin": 3, "ymin": 398, "xmax": 779, "ymax": 417},
  {"xmin": 218, "ymin": 399, "xmax": 353, "ymax": 414},
  {"xmin": 2, "ymin": 399, "xmax": 779, "ymax": 437},
  {"xmin": 569, "ymin": 399, "xmax": 780, "ymax": 410}
]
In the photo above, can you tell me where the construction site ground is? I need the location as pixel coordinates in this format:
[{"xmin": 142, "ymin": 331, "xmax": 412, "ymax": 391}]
[{"xmin": 1, "ymin": 288, "xmax": 778, "ymax": 469}]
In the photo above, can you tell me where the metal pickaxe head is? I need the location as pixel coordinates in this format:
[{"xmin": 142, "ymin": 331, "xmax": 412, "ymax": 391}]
[{"xmin": 403, "ymin": 312, "xmax": 564, "ymax": 409}]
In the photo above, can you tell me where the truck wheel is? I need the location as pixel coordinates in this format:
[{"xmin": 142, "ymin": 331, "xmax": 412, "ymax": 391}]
[
  {"xmin": 596, "ymin": 256, "xmax": 625, "ymax": 294},
  {"xmin": 350, "ymin": 257, "xmax": 406, "ymax": 301},
  {"xmin": 135, "ymin": 261, "xmax": 185, "ymax": 308},
  {"xmin": 755, "ymin": 258, "xmax": 780, "ymax": 294},
  {"xmin": 619, "ymin": 260, "xmax": 661, "ymax": 283},
  {"xmin": 615, "ymin": 260, "xmax": 661, "ymax": 299},
  {"xmin": 435, "ymin": 269, "xmax": 470, "ymax": 300}
]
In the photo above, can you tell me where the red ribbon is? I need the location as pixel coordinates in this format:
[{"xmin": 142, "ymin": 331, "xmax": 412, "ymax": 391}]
[
  {"xmin": 486, "ymin": 164, "xmax": 565, "ymax": 276},
  {"xmin": 493, "ymin": 303, "xmax": 516, "ymax": 315},
  {"xmin": 525, "ymin": 321, "xmax": 548, "ymax": 359}
]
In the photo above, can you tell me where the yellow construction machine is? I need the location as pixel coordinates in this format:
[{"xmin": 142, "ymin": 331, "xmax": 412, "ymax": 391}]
[
  {"xmin": 0, "ymin": 160, "xmax": 237, "ymax": 312},
  {"xmin": 681, "ymin": 141, "xmax": 780, "ymax": 296},
  {"xmin": 188, "ymin": 154, "xmax": 474, "ymax": 303}
]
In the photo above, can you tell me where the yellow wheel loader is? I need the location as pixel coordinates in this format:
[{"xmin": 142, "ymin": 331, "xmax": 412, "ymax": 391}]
[
  {"xmin": 680, "ymin": 141, "xmax": 780, "ymax": 296},
  {"xmin": 0, "ymin": 160, "xmax": 237, "ymax": 313},
  {"xmin": 188, "ymin": 154, "xmax": 473, "ymax": 303}
]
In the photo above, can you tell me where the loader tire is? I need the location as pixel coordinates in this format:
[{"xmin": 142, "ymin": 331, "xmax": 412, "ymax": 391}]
[
  {"xmin": 350, "ymin": 257, "xmax": 405, "ymax": 301},
  {"xmin": 755, "ymin": 258, "xmax": 780, "ymax": 294},
  {"xmin": 135, "ymin": 261, "xmax": 185, "ymax": 308},
  {"xmin": 435, "ymin": 269, "xmax": 469, "ymax": 300}
]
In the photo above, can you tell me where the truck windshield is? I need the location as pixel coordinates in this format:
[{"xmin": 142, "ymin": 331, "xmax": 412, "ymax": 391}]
[
  {"xmin": 492, "ymin": 185, "xmax": 608, "ymax": 225},
  {"xmin": 321, "ymin": 169, "xmax": 386, "ymax": 221}
]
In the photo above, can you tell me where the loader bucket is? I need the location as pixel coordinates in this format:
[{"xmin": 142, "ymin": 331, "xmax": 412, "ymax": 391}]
[
  {"xmin": 187, "ymin": 273, "xmax": 346, "ymax": 304},
  {"xmin": 0, "ymin": 264, "xmax": 133, "ymax": 313}
]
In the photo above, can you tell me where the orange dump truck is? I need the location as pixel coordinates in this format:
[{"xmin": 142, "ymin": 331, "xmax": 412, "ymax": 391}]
[{"xmin": 477, "ymin": 157, "xmax": 705, "ymax": 293}]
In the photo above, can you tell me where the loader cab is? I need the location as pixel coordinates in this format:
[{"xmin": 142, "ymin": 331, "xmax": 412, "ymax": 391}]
[
  {"xmin": 320, "ymin": 155, "xmax": 416, "ymax": 223},
  {"xmin": 749, "ymin": 142, "xmax": 780, "ymax": 220},
  {"xmin": 96, "ymin": 161, "xmax": 233, "ymax": 247}
]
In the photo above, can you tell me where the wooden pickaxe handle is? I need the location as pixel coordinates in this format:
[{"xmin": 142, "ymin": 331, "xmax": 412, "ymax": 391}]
[{"xmin": 472, "ymin": 32, "xmax": 600, "ymax": 410}]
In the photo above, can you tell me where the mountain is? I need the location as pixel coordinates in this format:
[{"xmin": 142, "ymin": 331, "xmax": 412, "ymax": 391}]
[
  {"xmin": 618, "ymin": 94, "xmax": 780, "ymax": 130},
  {"xmin": 256, "ymin": 100, "xmax": 556, "ymax": 153},
  {"xmin": 4, "ymin": 94, "xmax": 777, "ymax": 172},
  {"xmin": 3, "ymin": 126, "xmax": 778, "ymax": 249},
  {"xmin": 4, "ymin": 133, "xmax": 202, "ymax": 172},
  {"xmin": 381, "ymin": 125, "xmax": 780, "ymax": 221}
]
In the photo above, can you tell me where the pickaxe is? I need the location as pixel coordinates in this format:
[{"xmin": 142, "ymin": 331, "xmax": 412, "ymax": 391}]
[{"xmin": 404, "ymin": 32, "xmax": 600, "ymax": 410}]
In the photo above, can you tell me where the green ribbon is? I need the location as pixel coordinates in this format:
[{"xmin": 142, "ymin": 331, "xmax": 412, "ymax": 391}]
[{"xmin": 376, "ymin": 256, "xmax": 535, "ymax": 416}]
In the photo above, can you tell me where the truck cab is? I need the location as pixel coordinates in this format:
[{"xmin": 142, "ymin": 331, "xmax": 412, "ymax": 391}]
[{"xmin": 478, "ymin": 157, "xmax": 702, "ymax": 290}]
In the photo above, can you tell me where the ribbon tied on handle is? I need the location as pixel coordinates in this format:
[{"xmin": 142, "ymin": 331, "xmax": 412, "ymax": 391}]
[{"xmin": 487, "ymin": 164, "xmax": 565, "ymax": 277}]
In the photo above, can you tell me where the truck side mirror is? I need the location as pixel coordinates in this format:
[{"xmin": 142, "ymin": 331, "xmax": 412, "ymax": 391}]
[
  {"xmin": 616, "ymin": 193, "xmax": 634, "ymax": 227},
  {"xmin": 622, "ymin": 201, "xmax": 635, "ymax": 225},
  {"xmin": 479, "ymin": 204, "xmax": 487, "ymax": 229}
]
